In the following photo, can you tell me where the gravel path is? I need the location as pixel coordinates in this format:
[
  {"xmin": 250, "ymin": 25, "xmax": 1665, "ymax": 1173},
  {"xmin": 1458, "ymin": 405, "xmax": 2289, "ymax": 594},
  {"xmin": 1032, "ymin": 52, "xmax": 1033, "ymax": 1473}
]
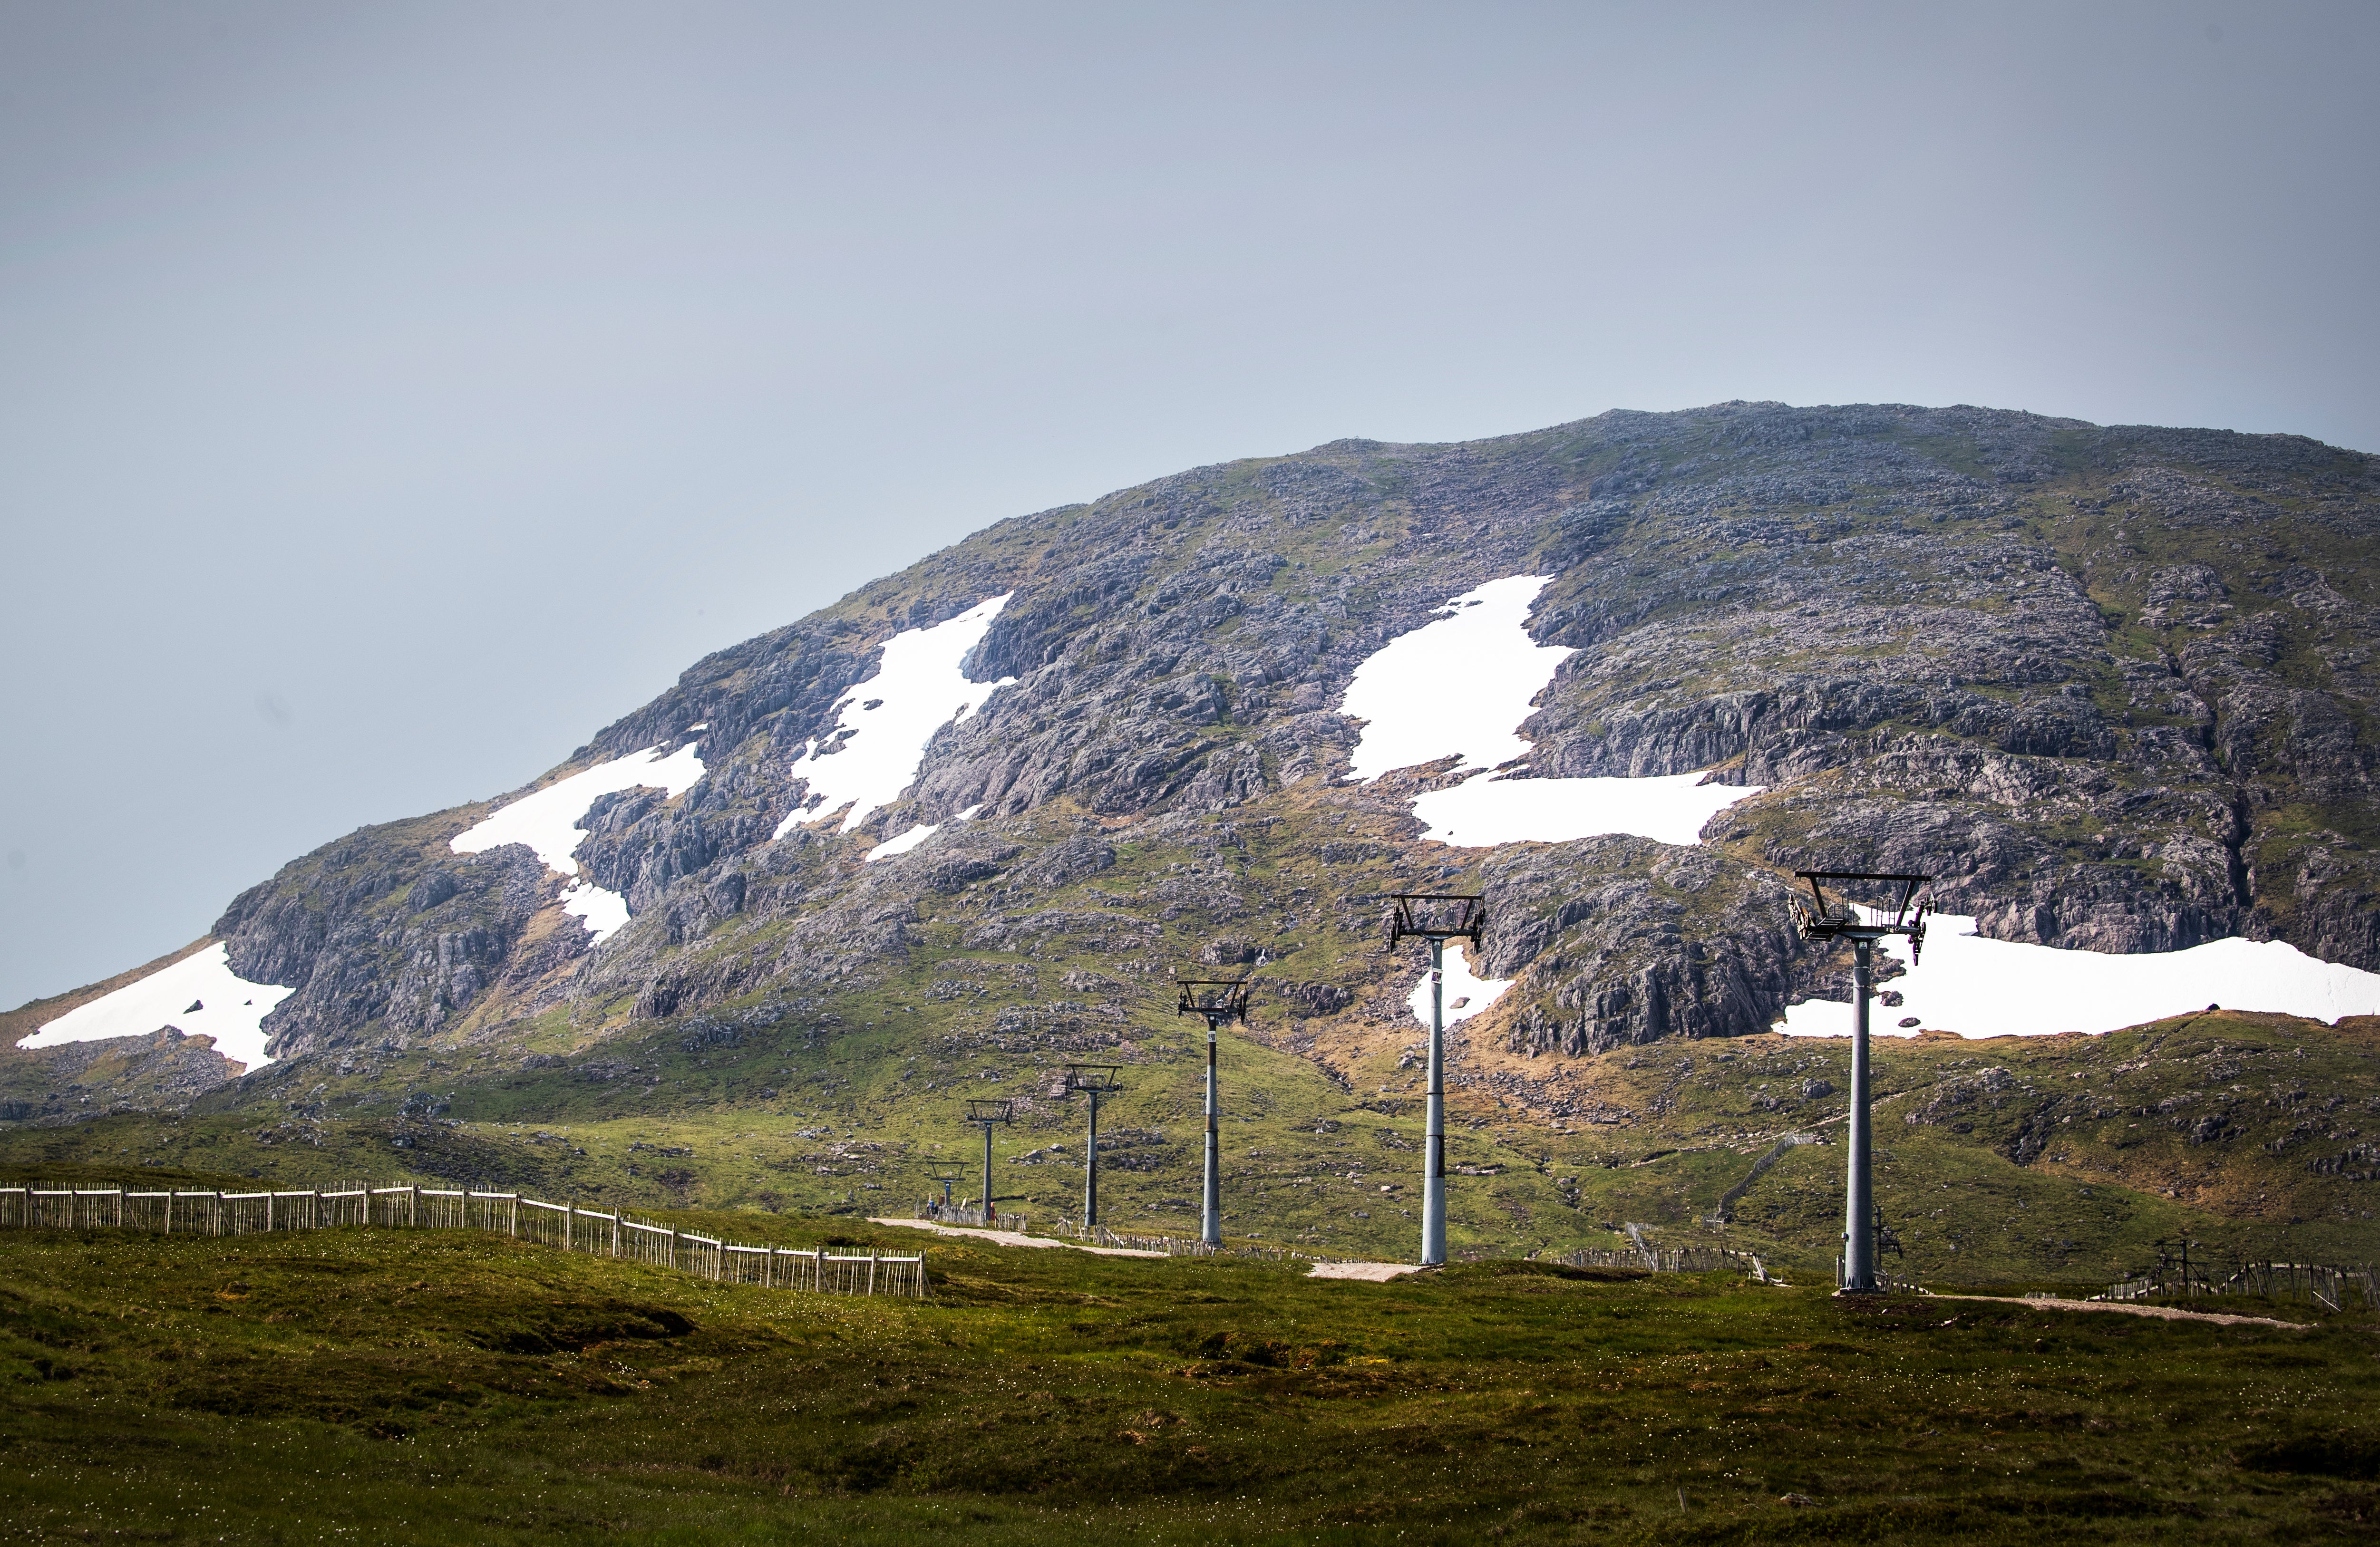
[
  {"xmin": 1930, "ymin": 1293, "xmax": 2309, "ymax": 1329},
  {"xmin": 869, "ymin": 1218, "xmax": 1168, "ymax": 1257},
  {"xmin": 1306, "ymin": 1260, "xmax": 1427, "ymax": 1281}
]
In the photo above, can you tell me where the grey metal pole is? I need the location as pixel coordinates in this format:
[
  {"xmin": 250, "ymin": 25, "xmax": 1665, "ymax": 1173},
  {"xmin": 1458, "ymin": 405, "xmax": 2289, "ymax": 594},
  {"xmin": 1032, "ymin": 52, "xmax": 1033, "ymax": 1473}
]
[
  {"xmin": 1422, "ymin": 937, "xmax": 1447, "ymax": 1266},
  {"xmin": 1088, "ymin": 1088, "xmax": 1104, "ymax": 1228},
  {"xmin": 981, "ymin": 1120, "xmax": 993, "ymax": 1221},
  {"xmin": 1842, "ymin": 936, "xmax": 1875, "ymax": 1291},
  {"xmin": 1201, "ymin": 1017, "xmax": 1221, "ymax": 1246}
]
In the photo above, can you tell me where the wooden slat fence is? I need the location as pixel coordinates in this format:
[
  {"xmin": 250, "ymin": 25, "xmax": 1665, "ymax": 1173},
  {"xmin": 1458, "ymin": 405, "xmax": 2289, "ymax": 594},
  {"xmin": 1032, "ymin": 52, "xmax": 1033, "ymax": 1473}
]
[
  {"xmin": 1552, "ymin": 1242, "xmax": 1778, "ymax": 1280},
  {"xmin": 1031, "ymin": 1218, "xmax": 1222, "ymax": 1255},
  {"xmin": 0, "ymin": 1183, "xmax": 926, "ymax": 1299},
  {"xmin": 1032, "ymin": 1218, "xmax": 1373, "ymax": 1266},
  {"xmin": 915, "ymin": 1202, "xmax": 1030, "ymax": 1233},
  {"xmin": 2098, "ymin": 1258, "xmax": 2378, "ymax": 1312}
]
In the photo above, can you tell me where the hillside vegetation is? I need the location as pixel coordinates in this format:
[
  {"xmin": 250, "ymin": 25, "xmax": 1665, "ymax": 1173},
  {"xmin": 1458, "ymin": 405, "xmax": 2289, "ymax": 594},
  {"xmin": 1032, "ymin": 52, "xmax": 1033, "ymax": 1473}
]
[
  {"xmin": 3, "ymin": 1170, "xmax": 2377, "ymax": 1544},
  {"xmin": 6, "ymin": 1009, "xmax": 2373, "ymax": 1282}
]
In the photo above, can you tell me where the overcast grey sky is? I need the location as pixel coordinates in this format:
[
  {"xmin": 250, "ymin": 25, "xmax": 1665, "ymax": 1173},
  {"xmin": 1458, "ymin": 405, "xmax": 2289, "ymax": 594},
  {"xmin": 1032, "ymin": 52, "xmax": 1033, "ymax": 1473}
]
[{"xmin": 4, "ymin": 1, "xmax": 2376, "ymax": 1009}]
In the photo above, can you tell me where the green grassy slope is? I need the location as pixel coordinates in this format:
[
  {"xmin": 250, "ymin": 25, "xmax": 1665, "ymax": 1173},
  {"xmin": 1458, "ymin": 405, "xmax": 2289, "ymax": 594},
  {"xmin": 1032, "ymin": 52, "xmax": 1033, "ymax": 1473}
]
[
  {"xmin": 8, "ymin": 1003, "xmax": 2373, "ymax": 1286},
  {"xmin": 3, "ymin": 1180, "xmax": 2376, "ymax": 1544}
]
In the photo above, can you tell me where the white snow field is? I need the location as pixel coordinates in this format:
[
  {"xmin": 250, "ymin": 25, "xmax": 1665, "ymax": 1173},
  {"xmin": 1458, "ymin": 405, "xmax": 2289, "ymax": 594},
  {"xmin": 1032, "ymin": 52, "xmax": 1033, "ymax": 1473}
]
[
  {"xmin": 20, "ymin": 943, "xmax": 294, "ymax": 1070},
  {"xmin": 1411, "ymin": 770, "xmax": 1760, "ymax": 848},
  {"xmin": 451, "ymin": 741, "xmax": 707, "ymax": 874},
  {"xmin": 772, "ymin": 595, "xmax": 1017, "ymax": 841},
  {"xmin": 1342, "ymin": 575, "xmax": 1575, "ymax": 781},
  {"xmin": 560, "ymin": 884, "xmax": 631, "ymax": 942},
  {"xmin": 865, "ymin": 804, "xmax": 984, "ymax": 862},
  {"xmin": 450, "ymin": 740, "xmax": 708, "ymax": 945},
  {"xmin": 1780, "ymin": 910, "xmax": 2380, "ymax": 1040},
  {"xmin": 1342, "ymin": 574, "xmax": 1760, "ymax": 847},
  {"xmin": 1405, "ymin": 943, "xmax": 1513, "ymax": 1029}
]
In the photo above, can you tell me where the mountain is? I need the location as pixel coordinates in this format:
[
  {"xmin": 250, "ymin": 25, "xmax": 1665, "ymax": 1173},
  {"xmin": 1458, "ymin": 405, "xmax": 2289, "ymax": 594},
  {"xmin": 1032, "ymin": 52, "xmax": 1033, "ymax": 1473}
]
[{"xmin": 8, "ymin": 400, "xmax": 2380, "ymax": 1272}]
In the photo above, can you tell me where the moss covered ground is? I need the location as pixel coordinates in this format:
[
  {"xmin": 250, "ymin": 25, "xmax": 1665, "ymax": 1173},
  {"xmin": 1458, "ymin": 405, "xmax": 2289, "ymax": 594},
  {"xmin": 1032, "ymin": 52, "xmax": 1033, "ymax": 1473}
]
[{"xmin": 3, "ymin": 1168, "xmax": 2378, "ymax": 1544}]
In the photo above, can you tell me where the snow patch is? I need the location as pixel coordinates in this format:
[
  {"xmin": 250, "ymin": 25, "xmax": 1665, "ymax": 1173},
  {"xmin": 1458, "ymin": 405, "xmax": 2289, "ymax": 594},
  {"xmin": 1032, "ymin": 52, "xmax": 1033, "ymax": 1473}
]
[
  {"xmin": 774, "ymin": 596, "xmax": 1017, "ymax": 840},
  {"xmin": 1343, "ymin": 576, "xmax": 1572, "ymax": 782},
  {"xmin": 1413, "ymin": 770, "xmax": 1757, "ymax": 848},
  {"xmin": 863, "ymin": 803, "xmax": 986, "ymax": 862},
  {"xmin": 560, "ymin": 883, "xmax": 631, "ymax": 943},
  {"xmin": 1780, "ymin": 910, "xmax": 2380, "ymax": 1039},
  {"xmin": 1342, "ymin": 574, "xmax": 1760, "ymax": 847},
  {"xmin": 1407, "ymin": 943, "xmax": 1513, "ymax": 1028},
  {"xmin": 449, "ymin": 741, "xmax": 706, "ymax": 944},
  {"xmin": 20, "ymin": 944, "xmax": 294, "ymax": 1070},
  {"xmin": 867, "ymin": 825, "xmax": 939, "ymax": 861},
  {"xmin": 451, "ymin": 742, "xmax": 706, "ymax": 876}
]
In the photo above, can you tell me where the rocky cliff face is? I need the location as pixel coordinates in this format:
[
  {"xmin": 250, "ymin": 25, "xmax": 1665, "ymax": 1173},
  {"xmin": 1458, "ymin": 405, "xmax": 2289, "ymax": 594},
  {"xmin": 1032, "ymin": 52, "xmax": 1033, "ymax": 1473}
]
[{"xmin": 182, "ymin": 403, "xmax": 2378, "ymax": 1095}]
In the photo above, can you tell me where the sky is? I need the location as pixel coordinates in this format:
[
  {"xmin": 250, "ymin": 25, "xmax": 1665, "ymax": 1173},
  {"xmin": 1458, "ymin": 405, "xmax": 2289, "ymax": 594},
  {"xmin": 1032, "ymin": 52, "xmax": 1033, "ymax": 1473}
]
[{"xmin": 4, "ymin": 0, "xmax": 2378, "ymax": 1010}]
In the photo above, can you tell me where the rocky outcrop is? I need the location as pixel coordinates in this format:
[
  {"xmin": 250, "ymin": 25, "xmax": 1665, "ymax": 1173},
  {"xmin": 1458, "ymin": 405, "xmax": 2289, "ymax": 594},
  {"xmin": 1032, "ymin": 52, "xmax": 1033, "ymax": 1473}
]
[
  {"xmin": 210, "ymin": 826, "xmax": 562, "ymax": 1059},
  {"xmin": 0, "ymin": 1027, "xmax": 247, "ymax": 1122},
  {"xmin": 1481, "ymin": 839, "xmax": 1813, "ymax": 1054}
]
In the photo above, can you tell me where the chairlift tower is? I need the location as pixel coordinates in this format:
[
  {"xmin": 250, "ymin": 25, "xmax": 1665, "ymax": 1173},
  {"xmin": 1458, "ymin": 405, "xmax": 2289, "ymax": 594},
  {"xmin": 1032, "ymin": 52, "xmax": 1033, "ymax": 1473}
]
[
  {"xmin": 926, "ymin": 1161, "xmax": 968, "ymax": 1215},
  {"xmin": 1177, "ymin": 977, "xmax": 1253, "ymax": 1247},
  {"xmin": 1062, "ymin": 1064, "xmax": 1125, "ymax": 1229},
  {"xmin": 1794, "ymin": 870, "xmax": 1931, "ymax": 1293},
  {"xmin": 963, "ymin": 1098, "xmax": 1013, "ymax": 1222},
  {"xmin": 1387, "ymin": 893, "xmax": 1487, "ymax": 1267}
]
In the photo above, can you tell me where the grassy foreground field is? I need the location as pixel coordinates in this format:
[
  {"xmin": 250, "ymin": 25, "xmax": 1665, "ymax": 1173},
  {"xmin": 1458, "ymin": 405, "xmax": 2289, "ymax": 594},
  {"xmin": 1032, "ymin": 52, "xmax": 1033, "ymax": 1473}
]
[{"xmin": 3, "ymin": 1169, "xmax": 2378, "ymax": 1544}]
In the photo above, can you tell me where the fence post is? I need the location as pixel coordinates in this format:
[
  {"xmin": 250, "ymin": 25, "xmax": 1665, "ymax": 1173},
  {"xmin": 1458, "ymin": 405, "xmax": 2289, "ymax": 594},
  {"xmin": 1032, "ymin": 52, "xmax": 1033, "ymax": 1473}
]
[
  {"xmin": 868, "ymin": 1252, "xmax": 878, "ymax": 1296},
  {"xmin": 670, "ymin": 1229, "xmax": 680, "ymax": 1271},
  {"xmin": 610, "ymin": 1212, "xmax": 619, "ymax": 1257}
]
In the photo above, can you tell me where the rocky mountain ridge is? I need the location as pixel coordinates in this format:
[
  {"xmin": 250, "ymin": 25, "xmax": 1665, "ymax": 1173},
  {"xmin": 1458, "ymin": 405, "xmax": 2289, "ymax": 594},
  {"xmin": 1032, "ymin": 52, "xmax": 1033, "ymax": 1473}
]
[{"xmin": 18, "ymin": 401, "xmax": 2380, "ymax": 1134}]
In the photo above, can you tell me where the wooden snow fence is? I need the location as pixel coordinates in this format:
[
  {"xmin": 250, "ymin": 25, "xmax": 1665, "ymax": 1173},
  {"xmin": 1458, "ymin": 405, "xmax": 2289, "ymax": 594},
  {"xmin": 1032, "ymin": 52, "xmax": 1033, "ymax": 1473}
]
[
  {"xmin": 0, "ymin": 1184, "xmax": 927, "ymax": 1300},
  {"xmin": 1551, "ymin": 1242, "xmax": 1776, "ymax": 1277},
  {"xmin": 2098, "ymin": 1258, "xmax": 2377, "ymax": 1313}
]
